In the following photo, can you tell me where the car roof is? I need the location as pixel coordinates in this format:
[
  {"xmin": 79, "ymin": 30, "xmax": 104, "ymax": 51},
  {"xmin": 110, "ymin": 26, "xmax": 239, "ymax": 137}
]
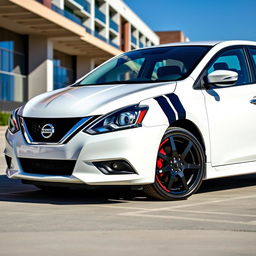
[
  {"xmin": 128, "ymin": 40, "xmax": 256, "ymax": 55},
  {"xmin": 158, "ymin": 41, "xmax": 222, "ymax": 47},
  {"xmin": 150, "ymin": 40, "xmax": 256, "ymax": 48}
]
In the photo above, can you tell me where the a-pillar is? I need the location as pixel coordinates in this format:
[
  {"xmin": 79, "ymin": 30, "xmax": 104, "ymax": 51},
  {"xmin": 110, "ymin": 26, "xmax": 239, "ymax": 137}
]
[
  {"xmin": 76, "ymin": 56, "xmax": 95, "ymax": 80},
  {"xmin": 28, "ymin": 35, "xmax": 53, "ymax": 99}
]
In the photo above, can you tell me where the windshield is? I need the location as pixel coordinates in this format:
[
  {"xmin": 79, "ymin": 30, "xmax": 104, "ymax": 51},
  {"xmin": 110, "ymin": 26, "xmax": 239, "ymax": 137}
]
[{"xmin": 76, "ymin": 46, "xmax": 211, "ymax": 86}]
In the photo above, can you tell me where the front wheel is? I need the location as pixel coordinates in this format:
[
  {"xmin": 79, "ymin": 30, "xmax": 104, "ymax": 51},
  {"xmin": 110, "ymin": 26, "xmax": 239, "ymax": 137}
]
[{"xmin": 144, "ymin": 127, "xmax": 205, "ymax": 200}]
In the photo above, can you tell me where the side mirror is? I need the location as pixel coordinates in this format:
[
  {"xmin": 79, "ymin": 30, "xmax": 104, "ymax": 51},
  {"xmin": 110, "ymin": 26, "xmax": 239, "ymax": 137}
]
[{"xmin": 207, "ymin": 70, "xmax": 238, "ymax": 87}]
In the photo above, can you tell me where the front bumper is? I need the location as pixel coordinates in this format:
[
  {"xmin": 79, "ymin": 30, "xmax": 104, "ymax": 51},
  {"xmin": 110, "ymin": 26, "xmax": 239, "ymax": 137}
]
[{"xmin": 5, "ymin": 125, "xmax": 166, "ymax": 185}]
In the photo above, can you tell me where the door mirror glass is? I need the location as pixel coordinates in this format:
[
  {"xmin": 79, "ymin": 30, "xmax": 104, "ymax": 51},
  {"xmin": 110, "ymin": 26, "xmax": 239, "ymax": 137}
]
[{"xmin": 207, "ymin": 70, "xmax": 238, "ymax": 87}]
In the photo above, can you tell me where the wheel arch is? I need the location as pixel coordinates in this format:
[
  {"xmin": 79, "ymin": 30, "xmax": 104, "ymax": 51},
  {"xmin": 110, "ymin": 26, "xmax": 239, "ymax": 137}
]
[{"xmin": 170, "ymin": 119, "xmax": 207, "ymax": 161}]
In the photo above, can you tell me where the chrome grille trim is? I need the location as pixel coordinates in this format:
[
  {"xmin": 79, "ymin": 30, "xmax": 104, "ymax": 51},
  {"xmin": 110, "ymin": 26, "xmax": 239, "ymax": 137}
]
[{"xmin": 20, "ymin": 116, "xmax": 93, "ymax": 145}]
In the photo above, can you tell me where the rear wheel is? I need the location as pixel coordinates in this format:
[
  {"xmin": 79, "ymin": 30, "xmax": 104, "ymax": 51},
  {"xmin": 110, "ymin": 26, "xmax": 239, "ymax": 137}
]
[{"xmin": 144, "ymin": 127, "xmax": 205, "ymax": 200}]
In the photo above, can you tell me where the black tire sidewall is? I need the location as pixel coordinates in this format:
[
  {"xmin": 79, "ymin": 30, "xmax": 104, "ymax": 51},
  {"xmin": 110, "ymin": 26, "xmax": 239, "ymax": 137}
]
[{"xmin": 153, "ymin": 127, "xmax": 206, "ymax": 200}]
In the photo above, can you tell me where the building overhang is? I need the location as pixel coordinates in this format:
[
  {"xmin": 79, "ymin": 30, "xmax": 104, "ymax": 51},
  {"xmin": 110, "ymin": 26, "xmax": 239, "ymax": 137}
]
[{"xmin": 0, "ymin": 0, "xmax": 123, "ymax": 59}]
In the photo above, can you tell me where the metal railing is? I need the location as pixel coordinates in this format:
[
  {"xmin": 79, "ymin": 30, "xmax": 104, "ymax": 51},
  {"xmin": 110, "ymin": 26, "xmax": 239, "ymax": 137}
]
[
  {"xmin": 110, "ymin": 19, "xmax": 118, "ymax": 32},
  {"xmin": 50, "ymin": 4, "xmax": 120, "ymax": 49},
  {"xmin": 131, "ymin": 36, "xmax": 137, "ymax": 45},
  {"xmin": 95, "ymin": 7, "xmax": 106, "ymax": 23},
  {"xmin": 85, "ymin": 26, "xmax": 92, "ymax": 34},
  {"xmin": 51, "ymin": 4, "xmax": 83, "ymax": 26},
  {"xmin": 74, "ymin": 0, "xmax": 90, "ymax": 13},
  {"xmin": 139, "ymin": 42, "xmax": 144, "ymax": 48},
  {"xmin": 94, "ymin": 31, "xmax": 107, "ymax": 42},
  {"xmin": 109, "ymin": 41, "xmax": 120, "ymax": 49}
]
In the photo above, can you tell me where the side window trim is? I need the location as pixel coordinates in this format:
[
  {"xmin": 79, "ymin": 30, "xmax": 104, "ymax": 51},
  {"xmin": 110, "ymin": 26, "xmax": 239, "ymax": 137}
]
[
  {"xmin": 242, "ymin": 47, "xmax": 253, "ymax": 83},
  {"xmin": 246, "ymin": 47, "xmax": 256, "ymax": 82},
  {"xmin": 194, "ymin": 45, "xmax": 253, "ymax": 90}
]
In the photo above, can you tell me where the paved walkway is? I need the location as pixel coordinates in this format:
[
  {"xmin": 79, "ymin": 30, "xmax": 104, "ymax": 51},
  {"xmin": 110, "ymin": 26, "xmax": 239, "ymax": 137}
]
[{"xmin": 0, "ymin": 125, "xmax": 255, "ymax": 256}]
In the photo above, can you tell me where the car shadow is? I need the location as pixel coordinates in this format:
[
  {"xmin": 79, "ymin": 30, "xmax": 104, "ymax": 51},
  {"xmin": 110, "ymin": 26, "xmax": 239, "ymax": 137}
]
[
  {"xmin": 0, "ymin": 173, "xmax": 255, "ymax": 204},
  {"xmin": 198, "ymin": 173, "xmax": 256, "ymax": 193},
  {"xmin": 0, "ymin": 175, "xmax": 141, "ymax": 205}
]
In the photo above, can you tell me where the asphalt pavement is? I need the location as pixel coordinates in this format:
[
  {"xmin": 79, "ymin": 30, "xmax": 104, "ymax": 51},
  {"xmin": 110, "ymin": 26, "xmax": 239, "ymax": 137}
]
[{"xmin": 0, "ymin": 125, "xmax": 255, "ymax": 256}]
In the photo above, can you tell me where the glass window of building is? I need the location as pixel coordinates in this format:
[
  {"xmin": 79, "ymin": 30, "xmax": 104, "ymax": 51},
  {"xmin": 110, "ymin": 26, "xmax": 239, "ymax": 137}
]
[
  {"xmin": 53, "ymin": 50, "xmax": 76, "ymax": 89},
  {"xmin": 0, "ymin": 27, "xmax": 27, "ymax": 103}
]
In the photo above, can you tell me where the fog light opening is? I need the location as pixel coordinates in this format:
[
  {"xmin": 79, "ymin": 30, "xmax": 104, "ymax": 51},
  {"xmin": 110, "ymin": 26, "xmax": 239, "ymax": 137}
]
[
  {"xmin": 93, "ymin": 160, "xmax": 136, "ymax": 175},
  {"xmin": 5, "ymin": 155, "xmax": 12, "ymax": 169}
]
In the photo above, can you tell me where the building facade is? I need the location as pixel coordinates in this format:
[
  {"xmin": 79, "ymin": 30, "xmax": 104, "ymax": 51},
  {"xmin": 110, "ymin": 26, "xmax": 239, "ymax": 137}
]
[
  {"xmin": 156, "ymin": 31, "xmax": 189, "ymax": 44},
  {"xmin": 0, "ymin": 0, "xmax": 159, "ymax": 111}
]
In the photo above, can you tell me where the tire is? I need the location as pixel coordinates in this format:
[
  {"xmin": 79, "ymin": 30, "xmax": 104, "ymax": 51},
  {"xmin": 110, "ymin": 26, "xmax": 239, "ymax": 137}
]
[{"xmin": 144, "ymin": 127, "xmax": 205, "ymax": 200}]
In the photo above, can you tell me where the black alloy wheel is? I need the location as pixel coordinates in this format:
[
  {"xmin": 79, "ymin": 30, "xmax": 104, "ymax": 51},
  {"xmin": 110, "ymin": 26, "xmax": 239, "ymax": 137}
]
[{"xmin": 144, "ymin": 127, "xmax": 205, "ymax": 200}]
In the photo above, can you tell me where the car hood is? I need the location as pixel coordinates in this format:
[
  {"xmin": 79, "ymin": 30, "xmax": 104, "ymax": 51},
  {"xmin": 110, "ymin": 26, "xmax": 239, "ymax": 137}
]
[{"xmin": 22, "ymin": 82, "xmax": 176, "ymax": 118}]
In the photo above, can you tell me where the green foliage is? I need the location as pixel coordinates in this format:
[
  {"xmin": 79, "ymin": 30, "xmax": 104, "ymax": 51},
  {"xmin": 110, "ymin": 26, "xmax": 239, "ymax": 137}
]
[{"xmin": 0, "ymin": 112, "xmax": 9, "ymax": 126}]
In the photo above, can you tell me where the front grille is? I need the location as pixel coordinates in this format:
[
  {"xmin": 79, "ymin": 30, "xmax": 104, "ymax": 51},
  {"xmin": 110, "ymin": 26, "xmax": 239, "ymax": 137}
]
[
  {"xmin": 19, "ymin": 158, "xmax": 76, "ymax": 176},
  {"xmin": 21, "ymin": 117, "xmax": 85, "ymax": 143}
]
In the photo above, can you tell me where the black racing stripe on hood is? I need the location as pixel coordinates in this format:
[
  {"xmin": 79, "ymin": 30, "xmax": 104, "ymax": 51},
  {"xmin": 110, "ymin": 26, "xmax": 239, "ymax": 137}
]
[{"xmin": 154, "ymin": 96, "xmax": 176, "ymax": 124}]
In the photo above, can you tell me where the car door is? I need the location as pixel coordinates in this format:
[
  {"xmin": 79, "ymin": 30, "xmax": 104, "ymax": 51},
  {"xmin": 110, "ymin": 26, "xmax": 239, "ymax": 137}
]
[{"xmin": 201, "ymin": 47, "xmax": 256, "ymax": 167}]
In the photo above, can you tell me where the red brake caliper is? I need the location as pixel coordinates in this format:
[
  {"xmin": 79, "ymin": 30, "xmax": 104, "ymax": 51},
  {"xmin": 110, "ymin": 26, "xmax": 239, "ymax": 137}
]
[
  {"xmin": 156, "ymin": 138, "xmax": 172, "ymax": 192},
  {"xmin": 157, "ymin": 148, "xmax": 165, "ymax": 177},
  {"xmin": 156, "ymin": 139, "xmax": 169, "ymax": 178}
]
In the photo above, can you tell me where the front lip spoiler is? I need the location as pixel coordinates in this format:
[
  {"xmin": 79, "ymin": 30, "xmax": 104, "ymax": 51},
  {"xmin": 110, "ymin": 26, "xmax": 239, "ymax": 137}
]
[
  {"xmin": 19, "ymin": 116, "xmax": 95, "ymax": 145},
  {"xmin": 7, "ymin": 169, "xmax": 84, "ymax": 184}
]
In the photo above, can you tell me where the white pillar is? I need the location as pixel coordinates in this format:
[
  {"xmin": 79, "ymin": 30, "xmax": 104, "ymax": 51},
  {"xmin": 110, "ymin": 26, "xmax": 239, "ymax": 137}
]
[
  {"xmin": 91, "ymin": 0, "xmax": 95, "ymax": 33},
  {"xmin": 106, "ymin": 2, "xmax": 110, "ymax": 42},
  {"xmin": 76, "ymin": 56, "xmax": 95, "ymax": 80},
  {"xmin": 28, "ymin": 35, "xmax": 53, "ymax": 99}
]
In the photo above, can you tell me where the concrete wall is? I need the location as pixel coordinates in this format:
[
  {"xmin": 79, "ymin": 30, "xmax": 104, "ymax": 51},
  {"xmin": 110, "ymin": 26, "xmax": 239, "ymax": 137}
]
[
  {"xmin": 76, "ymin": 56, "xmax": 95, "ymax": 80},
  {"xmin": 28, "ymin": 35, "xmax": 53, "ymax": 99}
]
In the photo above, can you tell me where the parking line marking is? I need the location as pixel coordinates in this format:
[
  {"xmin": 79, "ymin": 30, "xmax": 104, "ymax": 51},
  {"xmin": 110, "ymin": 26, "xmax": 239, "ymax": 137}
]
[
  {"xmin": 162, "ymin": 209, "xmax": 256, "ymax": 218},
  {"xmin": 118, "ymin": 194, "xmax": 256, "ymax": 215},
  {"xmin": 98, "ymin": 205, "xmax": 150, "ymax": 211},
  {"xmin": 122, "ymin": 212, "xmax": 256, "ymax": 226}
]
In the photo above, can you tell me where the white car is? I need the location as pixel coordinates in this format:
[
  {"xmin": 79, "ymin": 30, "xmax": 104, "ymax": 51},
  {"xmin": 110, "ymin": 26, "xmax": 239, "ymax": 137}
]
[{"xmin": 4, "ymin": 40, "xmax": 256, "ymax": 200}]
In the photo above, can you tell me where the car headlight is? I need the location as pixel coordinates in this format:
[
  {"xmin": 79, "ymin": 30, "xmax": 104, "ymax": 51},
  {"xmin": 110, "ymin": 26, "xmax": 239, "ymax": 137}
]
[
  {"xmin": 8, "ymin": 108, "xmax": 20, "ymax": 134},
  {"xmin": 85, "ymin": 105, "xmax": 148, "ymax": 135}
]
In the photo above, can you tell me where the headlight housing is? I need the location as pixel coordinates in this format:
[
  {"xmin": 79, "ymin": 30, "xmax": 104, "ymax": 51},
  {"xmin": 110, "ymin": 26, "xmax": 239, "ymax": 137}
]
[
  {"xmin": 8, "ymin": 108, "xmax": 20, "ymax": 134},
  {"xmin": 85, "ymin": 105, "xmax": 148, "ymax": 135}
]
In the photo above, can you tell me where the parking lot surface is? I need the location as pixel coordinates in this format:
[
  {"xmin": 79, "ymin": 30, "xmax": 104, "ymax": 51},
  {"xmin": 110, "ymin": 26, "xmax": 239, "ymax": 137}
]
[{"xmin": 0, "ymin": 126, "xmax": 255, "ymax": 256}]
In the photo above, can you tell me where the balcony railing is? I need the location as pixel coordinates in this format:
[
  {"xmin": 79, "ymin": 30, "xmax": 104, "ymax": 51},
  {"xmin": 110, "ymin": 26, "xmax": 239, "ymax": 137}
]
[
  {"xmin": 52, "ymin": 4, "xmax": 84, "ymax": 26},
  {"xmin": 139, "ymin": 42, "xmax": 144, "ymax": 48},
  {"xmin": 94, "ymin": 31, "xmax": 107, "ymax": 42},
  {"xmin": 110, "ymin": 19, "xmax": 118, "ymax": 32},
  {"xmin": 85, "ymin": 26, "xmax": 92, "ymax": 34},
  {"xmin": 95, "ymin": 7, "xmax": 106, "ymax": 23},
  {"xmin": 109, "ymin": 41, "xmax": 120, "ymax": 49},
  {"xmin": 131, "ymin": 36, "xmax": 137, "ymax": 45},
  {"xmin": 74, "ymin": 0, "xmax": 90, "ymax": 13},
  {"xmin": 50, "ymin": 4, "xmax": 120, "ymax": 49}
]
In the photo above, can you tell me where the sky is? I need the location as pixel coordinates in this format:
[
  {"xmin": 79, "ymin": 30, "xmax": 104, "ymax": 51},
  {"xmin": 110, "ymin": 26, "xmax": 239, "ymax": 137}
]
[{"xmin": 123, "ymin": 0, "xmax": 256, "ymax": 41}]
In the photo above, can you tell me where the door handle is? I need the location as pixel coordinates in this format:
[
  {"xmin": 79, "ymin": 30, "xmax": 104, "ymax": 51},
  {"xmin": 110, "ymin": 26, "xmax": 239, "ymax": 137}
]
[{"xmin": 250, "ymin": 98, "xmax": 256, "ymax": 105}]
